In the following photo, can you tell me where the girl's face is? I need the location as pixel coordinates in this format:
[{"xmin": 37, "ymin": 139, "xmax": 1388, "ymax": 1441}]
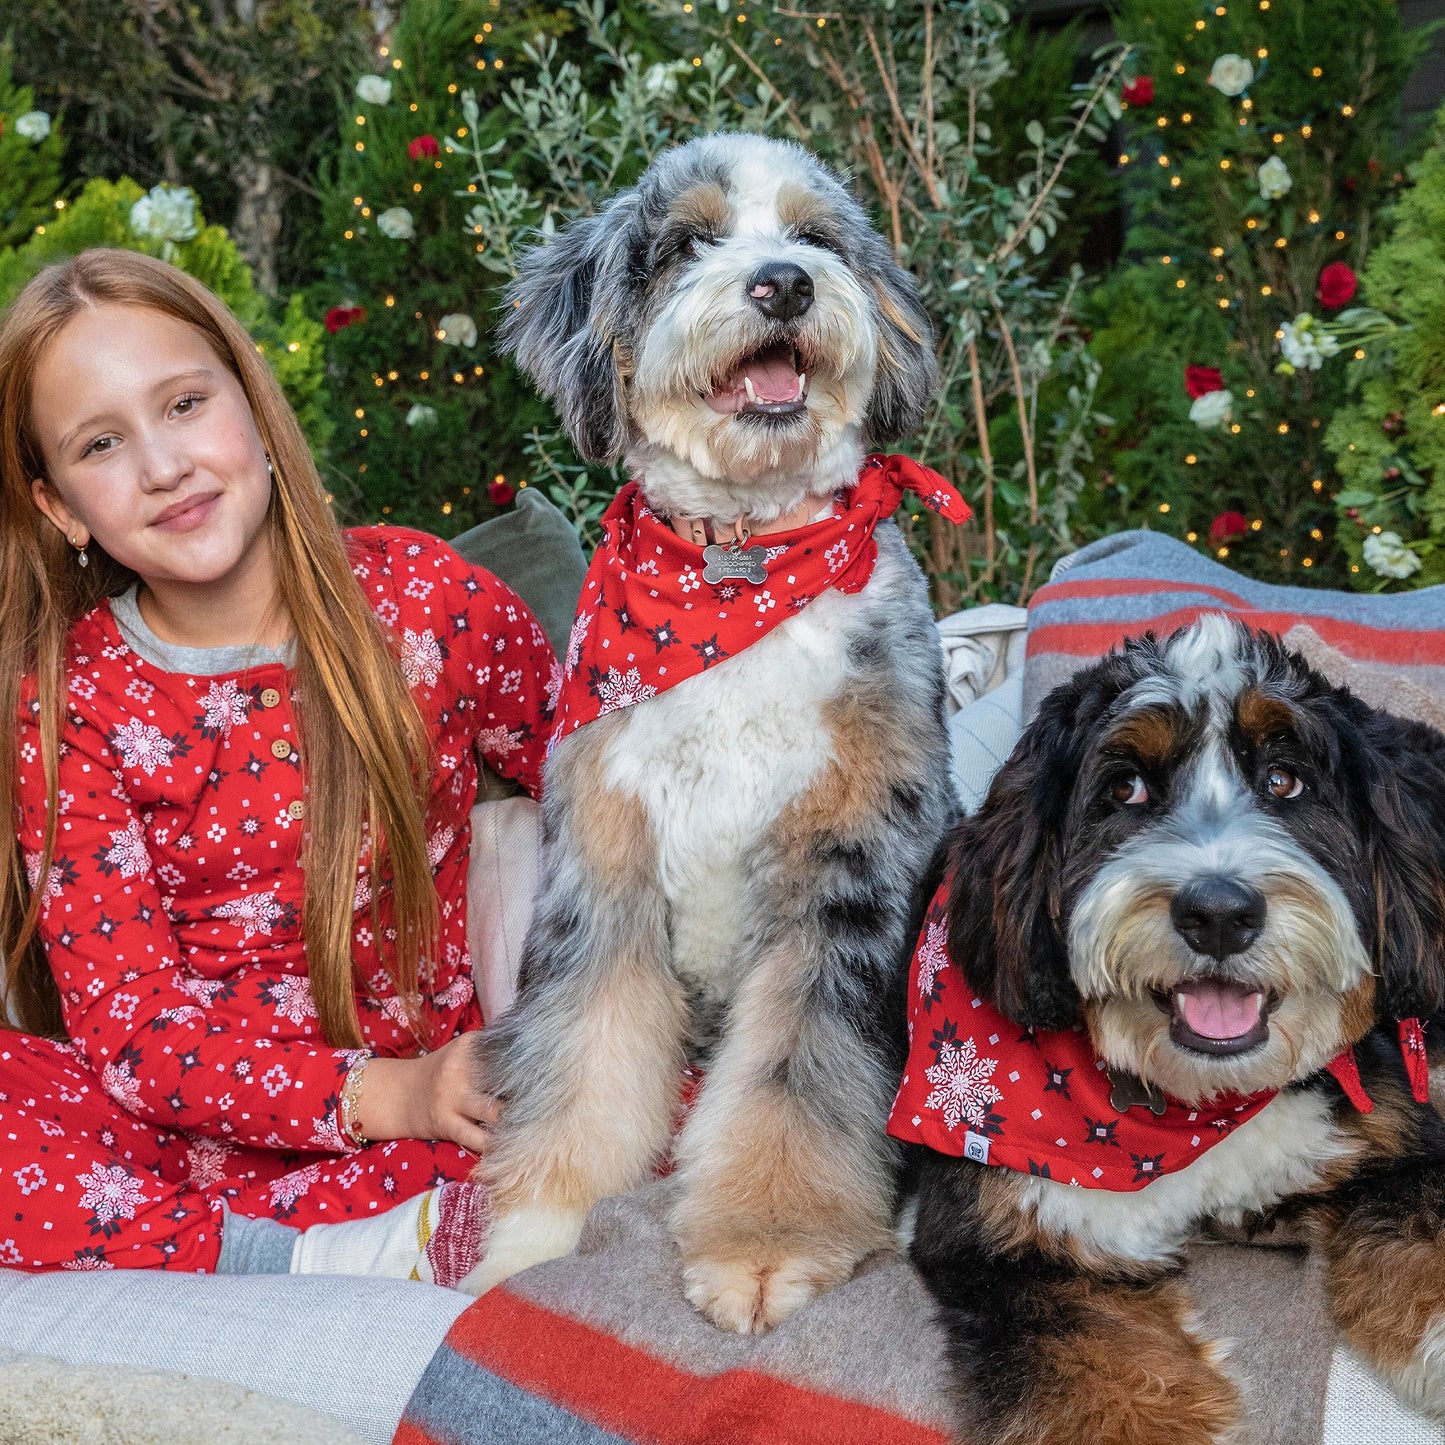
[{"xmin": 28, "ymin": 303, "xmax": 273, "ymax": 591}]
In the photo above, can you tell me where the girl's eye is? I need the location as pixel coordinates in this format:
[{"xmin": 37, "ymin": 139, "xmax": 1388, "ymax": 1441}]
[
  {"xmin": 80, "ymin": 435, "xmax": 116, "ymax": 459},
  {"xmin": 173, "ymin": 392, "xmax": 205, "ymax": 416},
  {"xmin": 1111, "ymin": 774, "xmax": 1149, "ymax": 806},
  {"xmin": 1267, "ymin": 767, "xmax": 1303, "ymax": 800}
]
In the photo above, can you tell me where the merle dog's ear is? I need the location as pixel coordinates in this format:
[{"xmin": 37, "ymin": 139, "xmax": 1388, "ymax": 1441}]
[
  {"xmin": 946, "ymin": 680, "xmax": 1083, "ymax": 1030},
  {"xmin": 860, "ymin": 234, "xmax": 937, "ymax": 445},
  {"xmin": 1347, "ymin": 706, "xmax": 1445, "ymax": 1019},
  {"xmin": 500, "ymin": 201, "xmax": 635, "ymax": 462}
]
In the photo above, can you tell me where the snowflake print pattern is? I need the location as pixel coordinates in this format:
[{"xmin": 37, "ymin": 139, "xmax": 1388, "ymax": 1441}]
[
  {"xmin": 923, "ymin": 1026, "xmax": 1004, "ymax": 1133},
  {"xmin": 475, "ymin": 724, "xmax": 522, "ymax": 758},
  {"xmin": 110, "ymin": 719, "xmax": 175, "ymax": 776},
  {"xmin": 916, "ymin": 921, "xmax": 949, "ymax": 1008},
  {"xmin": 196, "ymin": 679, "xmax": 250, "ymax": 739},
  {"xmin": 400, "ymin": 628, "xmax": 444, "ymax": 688},
  {"xmin": 260, "ymin": 975, "xmax": 317, "ymax": 1025},
  {"xmin": 77, "ymin": 1162, "xmax": 153, "ymax": 1230},
  {"xmin": 565, "ymin": 611, "xmax": 593, "ymax": 677},
  {"xmin": 208, "ymin": 888, "xmax": 285, "ymax": 943},
  {"xmin": 590, "ymin": 666, "xmax": 658, "ymax": 714},
  {"xmin": 99, "ymin": 819, "xmax": 151, "ymax": 880}
]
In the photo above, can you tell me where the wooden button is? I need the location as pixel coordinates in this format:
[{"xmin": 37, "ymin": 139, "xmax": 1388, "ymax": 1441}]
[
  {"xmin": 260, "ymin": 688, "xmax": 282, "ymax": 708},
  {"xmin": 271, "ymin": 739, "xmax": 293, "ymax": 759},
  {"xmin": 287, "ymin": 800, "xmax": 306, "ymax": 820}
]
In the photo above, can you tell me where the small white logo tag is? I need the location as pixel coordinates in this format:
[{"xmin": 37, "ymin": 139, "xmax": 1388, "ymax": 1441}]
[{"xmin": 963, "ymin": 1131, "xmax": 991, "ymax": 1165}]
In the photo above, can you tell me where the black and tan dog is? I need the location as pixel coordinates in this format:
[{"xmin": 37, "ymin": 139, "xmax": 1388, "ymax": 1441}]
[{"xmin": 897, "ymin": 614, "xmax": 1445, "ymax": 1443}]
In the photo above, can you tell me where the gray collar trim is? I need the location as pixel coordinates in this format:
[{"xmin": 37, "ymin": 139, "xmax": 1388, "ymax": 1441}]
[{"xmin": 109, "ymin": 585, "xmax": 295, "ymax": 675}]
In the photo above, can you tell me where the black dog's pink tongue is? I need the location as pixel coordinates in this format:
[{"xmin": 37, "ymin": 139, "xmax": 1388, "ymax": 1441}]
[{"xmin": 1175, "ymin": 980, "xmax": 1264, "ymax": 1040}]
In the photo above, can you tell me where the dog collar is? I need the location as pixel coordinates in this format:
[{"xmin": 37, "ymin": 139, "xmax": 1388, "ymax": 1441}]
[
  {"xmin": 887, "ymin": 880, "xmax": 1429, "ymax": 1190},
  {"xmin": 547, "ymin": 454, "xmax": 969, "ymax": 753}
]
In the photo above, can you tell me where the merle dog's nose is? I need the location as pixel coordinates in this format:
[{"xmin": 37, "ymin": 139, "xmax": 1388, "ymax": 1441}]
[
  {"xmin": 1170, "ymin": 878, "xmax": 1267, "ymax": 960},
  {"xmin": 746, "ymin": 262, "xmax": 814, "ymax": 321}
]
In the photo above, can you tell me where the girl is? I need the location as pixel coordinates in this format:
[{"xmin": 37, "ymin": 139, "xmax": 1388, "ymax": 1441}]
[{"xmin": 0, "ymin": 249, "xmax": 559, "ymax": 1283}]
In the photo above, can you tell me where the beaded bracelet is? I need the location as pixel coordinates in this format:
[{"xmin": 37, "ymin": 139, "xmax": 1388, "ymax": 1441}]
[{"xmin": 339, "ymin": 1052, "xmax": 374, "ymax": 1149}]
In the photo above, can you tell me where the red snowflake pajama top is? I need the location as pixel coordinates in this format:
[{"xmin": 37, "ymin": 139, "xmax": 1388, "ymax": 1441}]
[{"xmin": 2, "ymin": 527, "xmax": 559, "ymax": 1273}]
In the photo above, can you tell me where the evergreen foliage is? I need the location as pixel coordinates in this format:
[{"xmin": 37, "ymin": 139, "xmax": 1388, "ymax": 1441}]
[
  {"xmin": 313, "ymin": 0, "xmax": 573, "ymax": 534},
  {"xmin": 0, "ymin": 46, "xmax": 66, "ymax": 249},
  {"xmin": 1325, "ymin": 102, "xmax": 1445, "ymax": 588},
  {"xmin": 1079, "ymin": 0, "xmax": 1425, "ymax": 587}
]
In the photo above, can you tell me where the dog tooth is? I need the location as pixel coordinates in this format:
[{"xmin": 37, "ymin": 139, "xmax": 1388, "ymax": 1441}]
[
  {"xmin": 796, "ymin": 373, "xmax": 807, "ymax": 400},
  {"xmin": 743, "ymin": 376, "xmax": 758, "ymax": 404}
]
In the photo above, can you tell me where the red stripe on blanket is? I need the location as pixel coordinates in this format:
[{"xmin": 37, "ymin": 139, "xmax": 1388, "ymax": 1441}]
[
  {"xmin": 394, "ymin": 1421, "xmax": 442, "ymax": 1445},
  {"xmin": 1028, "ymin": 609, "xmax": 1445, "ymax": 665},
  {"xmin": 1033, "ymin": 576, "xmax": 1254, "ymax": 610},
  {"xmin": 434, "ymin": 1288, "xmax": 951, "ymax": 1445}
]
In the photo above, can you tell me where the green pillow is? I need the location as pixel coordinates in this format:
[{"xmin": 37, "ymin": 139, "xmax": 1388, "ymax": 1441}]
[{"xmin": 450, "ymin": 486, "xmax": 588, "ymax": 660}]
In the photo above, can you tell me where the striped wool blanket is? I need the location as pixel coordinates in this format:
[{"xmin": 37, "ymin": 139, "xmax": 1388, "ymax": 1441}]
[
  {"xmin": 1024, "ymin": 530, "xmax": 1445, "ymax": 722},
  {"xmin": 397, "ymin": 530, "xmax": 1445, "ymax": 1445}
]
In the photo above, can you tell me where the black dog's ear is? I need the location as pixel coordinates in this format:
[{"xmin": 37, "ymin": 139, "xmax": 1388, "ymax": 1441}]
[
  {"xmin": 500, "ymin": 200, "xmax": 635, "ymax": 462},
  {"xmin": 946, "ymin": 680, "xmax": 1083, "ymax": 1030},
  {"xmin": 1347, "ymin": 706, "xmax": 1445, "ymax": 1019},
  {"xmin": 860, "ymin": 234, "xmax": 937, "ymax": 445}
]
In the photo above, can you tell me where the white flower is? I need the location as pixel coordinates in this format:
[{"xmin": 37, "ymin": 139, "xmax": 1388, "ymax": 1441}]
[
  {"xmin": 129, "ymin": 185, "xmax": 199, "ymax": 244},
  {"xmin": 1279, "ymin": 313, "xmax": 1340, "ymax": 371},
  {"xmin": 1208, "ymin": 54, "xmax": 1254, "ymax": 97},
  {"xmin": 1258, "ymin": 155, "xmax": 1292, "ymax": 200},
  {"xmin": 14, "ymin": 111, "xmax": 51, "ymax": 142},
  {"xmin": 643, "ymin": 62, "xmax": 682, "ymax": 99},
  {"xmin": 405, "ymin": 403, "xmax": 438, "ymax": 427},
  {"xmin": 1362, "ymin": 531, "xmax": 1423, "ymax": 580},
  {"xmin": 355, "ymin": 75, "xmax": 393, "ymax": 105},
  {"xmin": 1189, "ymin": 388, "xmax": 1234, "ymax": 429},
  {"xmin": 376, "ymin": 207, "xmax": 414, "ymax": 240},
  {"xmin": 437, "ymin": 312, "xmax": 477, "ymax": 347}
]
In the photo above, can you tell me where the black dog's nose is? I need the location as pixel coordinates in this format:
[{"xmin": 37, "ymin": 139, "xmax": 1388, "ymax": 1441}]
[
  {"xmin": 746, "ymin": 262, "xmax": 814, "ymax": 321},
  {"xmin": 1170, "ymin": 878, "xmax": 1267, "ymax": 960}
]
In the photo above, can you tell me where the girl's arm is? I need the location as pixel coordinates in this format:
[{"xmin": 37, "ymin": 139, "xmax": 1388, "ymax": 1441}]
[
  {"xmin": 16, "ymin": 700, "xmax": 369, "ymax": 1153},
  {"xmin": 423, "ymin": 534, "xmax": 560, "ymax": 799}
]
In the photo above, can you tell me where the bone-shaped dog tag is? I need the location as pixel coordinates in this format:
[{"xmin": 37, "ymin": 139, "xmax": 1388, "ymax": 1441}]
[
  {"xmin": 1107, "ymin": 1068, "xmax": 1167, "ymax": 1116},
  {"xmin": 702, "ymin": 541, "xmax": 768, "ymax": 586}
]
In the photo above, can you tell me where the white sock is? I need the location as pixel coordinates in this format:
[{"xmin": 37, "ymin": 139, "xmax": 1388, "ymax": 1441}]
[{"xmin": 288, "ymin": 1181, "xmax": 489, "ymax": 1287}]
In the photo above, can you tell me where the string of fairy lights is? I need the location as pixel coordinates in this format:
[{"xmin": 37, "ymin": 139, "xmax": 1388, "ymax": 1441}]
[
  {"xmin": 1117, "ymin": 0, "xmax": 1395, "ymax": 571},
  {"xmin": 340, "ymin": 29, "xmax": 524, "ymax": 522}
]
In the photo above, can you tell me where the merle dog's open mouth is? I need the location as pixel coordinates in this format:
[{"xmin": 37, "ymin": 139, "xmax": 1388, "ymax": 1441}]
[
  {"xmin": 702, "ymin": 341, "xmax": 809, "ymax": 418},
  {"xmin": 1151, "ymin": 978, "xmax": 1276, "ymax": 1056}
]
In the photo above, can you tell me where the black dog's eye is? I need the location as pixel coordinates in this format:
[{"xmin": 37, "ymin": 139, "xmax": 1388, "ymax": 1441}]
[
  {"xmin": 1110, "ymin": 774, "xmax": 1149, "ymax": 806},
  {"xmin": 1266, "ymin": 767, "xmax": 1303, "ymax": 800},
  {"xmin": 794, "ymin": 229, "xmax": 835, "ymax": 252}
]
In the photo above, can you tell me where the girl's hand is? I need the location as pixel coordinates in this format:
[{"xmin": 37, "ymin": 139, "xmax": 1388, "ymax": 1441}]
[{"xmin": 356, "ymin": 1033, "xmax": 499, "ymax": 1156}]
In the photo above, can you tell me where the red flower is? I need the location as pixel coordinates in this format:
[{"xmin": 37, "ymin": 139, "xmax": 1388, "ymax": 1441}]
[
  {"xmin": 1122, "ymin": 76, "xmax": 1154, "ymax": 108},
  {"xmin": 1208, "ymin": 511, "xmax": 1250, "ymax": 545},
  {"xmin": 408, "ymin": 134, "xmax": 440, "ymax": 161},
  {"xmin": 489, "ymin": 480, "xmax": 516, "ymax": 506},
  {"xmin": 1317, "ymin": 262, "xmax": 1358, "ymax": 309},
  {"xmin": 324, "ymin": 305, "xmax": 366, "ymax": 334},
  {"xmin": 1185, "ymin": 366, "xmax": 1224, "ymax": 400}
]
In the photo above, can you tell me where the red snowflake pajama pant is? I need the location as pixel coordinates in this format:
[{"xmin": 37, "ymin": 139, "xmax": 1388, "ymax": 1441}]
[{"xmin": 0, "ymin": 1033, "xmax": 478, "ymax": 1273}]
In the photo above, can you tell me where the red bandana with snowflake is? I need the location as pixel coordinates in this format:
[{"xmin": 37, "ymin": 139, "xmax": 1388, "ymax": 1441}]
[
  {"xmin": 887, "ymin": 882, "xmax": 1428, "ymax": 1191},
  {"xmin": 548, "ymin": 453, "xmax": 969, "ymax": 750}
]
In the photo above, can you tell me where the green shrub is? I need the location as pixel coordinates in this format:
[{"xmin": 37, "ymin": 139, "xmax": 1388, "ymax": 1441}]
[{"xmin": 1324, "ymin": 103, "xmax": 1445, "ymax": 588}]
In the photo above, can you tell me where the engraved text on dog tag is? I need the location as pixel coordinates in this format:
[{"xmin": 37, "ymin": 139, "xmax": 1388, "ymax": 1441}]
[
  {"xmin": 1107, "ymin": 1067, "xmax": 1167, "ymax": 1116},
  {"xmin": 702, "ymin": 541, "xmax": 768, "ymax": 586}
]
